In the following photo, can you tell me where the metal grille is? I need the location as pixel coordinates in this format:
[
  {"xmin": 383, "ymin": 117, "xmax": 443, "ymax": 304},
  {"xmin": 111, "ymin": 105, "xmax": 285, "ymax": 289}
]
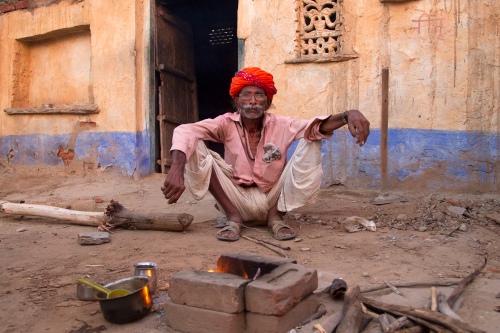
[{"xmin": 208, "ymin": 27, "xmax": 235, "ymax": 45}]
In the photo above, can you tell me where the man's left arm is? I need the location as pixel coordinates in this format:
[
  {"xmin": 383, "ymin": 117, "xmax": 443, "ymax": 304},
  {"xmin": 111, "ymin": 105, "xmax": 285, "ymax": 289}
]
[{"xmin": 319, "ymin": 110, "xmax": 370, "ymax": 146}]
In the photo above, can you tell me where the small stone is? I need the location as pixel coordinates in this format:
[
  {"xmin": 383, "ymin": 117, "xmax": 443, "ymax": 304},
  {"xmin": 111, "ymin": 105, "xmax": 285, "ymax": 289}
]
[
  {"xmin": 294, "ymin": 238, "xmax": 303, "ymax": 242},
  {"xmin": 458, "ymin": 224, "xmax": 467, "ymax": 232},
  {"xmin": 447, "ymin": 206, "xmax": 466, "ymax": 217},
  {"xmin": 396, "ymin": 214, "xmax": 407, "ymax": 221},
  {"xmin": 486, "ymin": 213, "xmax": 500, "ymax": 225},
  {"xmin": 78, "ymin": 232, "xmax": 111, "ymax": 245},
  {"xmin": 94, "ymin": 198, "xmax": 104, "ymax": 203},
  {"xmin": 16, "ymin": 227, "xmax": 27, "ymax": 232},
  {"xmin": 300, "ymin": 247, "xmax": 311, "ymax": 251},
  {"xmin": 435, "ymin": 212, "xmax": 446, "ymax": 222},
  {"xmin": 418, "ymin": 226, "xmax": 428, "ymax": 232},
  {"xmin": 362, "ymin": 272, "xmax": 369, "ymax": 277}
]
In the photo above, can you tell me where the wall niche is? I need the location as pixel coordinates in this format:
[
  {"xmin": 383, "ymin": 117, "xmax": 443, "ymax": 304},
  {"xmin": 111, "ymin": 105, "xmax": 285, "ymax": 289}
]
[{"xmin": 7, "ymin": 25, "xmax": 97, "ymax": 115}]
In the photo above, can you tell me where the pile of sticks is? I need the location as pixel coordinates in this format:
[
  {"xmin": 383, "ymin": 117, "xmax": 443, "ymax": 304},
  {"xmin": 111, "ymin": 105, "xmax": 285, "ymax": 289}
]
[{"xmin": 312, "ymin": 257, "xmax": 487, "ymax": 333}]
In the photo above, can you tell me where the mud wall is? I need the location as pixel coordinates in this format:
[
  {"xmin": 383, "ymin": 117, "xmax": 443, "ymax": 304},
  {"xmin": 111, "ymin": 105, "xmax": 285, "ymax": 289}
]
[
  {"xmin": 239, "ymin": 0, "xmax": 499, "ymax": 191},
  {"xmin": 0, "ymin": 0, "xmax": 152, "ymax": 176}
]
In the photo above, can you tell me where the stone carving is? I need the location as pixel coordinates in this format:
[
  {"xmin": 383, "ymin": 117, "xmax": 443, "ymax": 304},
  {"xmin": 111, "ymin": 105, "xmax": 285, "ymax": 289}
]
[{"xmin": 298, "ymin": 0, "xmax": 342, "ymax": 58}]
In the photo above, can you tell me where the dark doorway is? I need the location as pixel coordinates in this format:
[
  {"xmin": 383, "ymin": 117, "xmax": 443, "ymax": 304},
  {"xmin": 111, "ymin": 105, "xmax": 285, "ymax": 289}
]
[{"xmin": 156, "ymin": 0, "xmax": 239, "ymax": 168}]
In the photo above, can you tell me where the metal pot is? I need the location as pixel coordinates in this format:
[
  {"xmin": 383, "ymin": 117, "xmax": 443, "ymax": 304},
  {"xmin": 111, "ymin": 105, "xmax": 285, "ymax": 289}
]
[{"xmin": 96, "ymin": 276, "xmax": 152, "ymax": 324}]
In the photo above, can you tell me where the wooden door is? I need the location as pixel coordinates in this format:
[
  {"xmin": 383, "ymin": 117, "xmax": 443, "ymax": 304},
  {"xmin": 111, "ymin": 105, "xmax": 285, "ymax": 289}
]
[{"xmin": 155, "ymin": 6, "xmax": 198, "ymax": 173}]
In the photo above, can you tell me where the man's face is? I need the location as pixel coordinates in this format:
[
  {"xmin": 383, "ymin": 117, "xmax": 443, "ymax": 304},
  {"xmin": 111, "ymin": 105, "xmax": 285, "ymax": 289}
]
[{"xmin": 234, "ymin": 86, "xmax": 271, "ymax": 120}]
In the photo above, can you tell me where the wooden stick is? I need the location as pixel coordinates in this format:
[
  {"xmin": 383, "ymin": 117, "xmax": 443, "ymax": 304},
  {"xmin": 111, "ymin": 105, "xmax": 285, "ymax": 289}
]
[
  {"xmin": 361, "ymin": 280, "xmax": 460, "ymax": 293},
  {"xmin": 241, "ymin": 235, "xmax": 286, "ymax": 257},
  {"xmin": 393, "ymin": 327, "xmax": 423, "ymax": 333},
  {"xmin": 386, "ymin": 316, "xmax": 412, "ymax": 333},
  {"xmin": 447, "ymin": 257, "xmax": 487, "ymax": 308},
  {"xmin": 301, "ymin": 306, "xmax": 327, "ymax": 326},
  {"xmin": 0, "ymin": 200, "xmax": 192, "ymax": 231},
  {"xmin": 383, "ymin": 280, "xmax": 404, "ymax": 296},
  {"xmin": 437, "ymin": 293, "xmax": 462, "ymax": 321},
  {"xmin": 245, "ymin": 235, "xmax": 291, "ymax": 251},
  {"xmin": 362, "ymin": 297, "xmax": 486, "ymax": 333},
  {"xmin": 361, "ymin": 303, "xmax": 380, "ymax": 319},
  {"xmin": 430, "ymin": 287, "xmax": 438, "ymax": 311},
  {"xmin": 314, "ymin": 312, "xmax": 342, "ymax": 333},
  {"xmin": 378, "ymin": 314, "xmax": 392, "ymax": 332},
  {"xmin": 258, "ymin": 238, "xmax": 291, "ymax": 251},
  {"xmin": 362, "ymin": 319, "xmax": 383, "ymax": 333},
  {"xmin": 337, "ymin": 286, "xmax": 364, "ymax": 333}
]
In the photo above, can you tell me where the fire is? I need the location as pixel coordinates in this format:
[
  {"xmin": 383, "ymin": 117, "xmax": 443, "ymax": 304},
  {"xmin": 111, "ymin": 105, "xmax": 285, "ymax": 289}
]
[{"xmin": 142, "ymin": 285, "xmax": 152, "ymax": 306}]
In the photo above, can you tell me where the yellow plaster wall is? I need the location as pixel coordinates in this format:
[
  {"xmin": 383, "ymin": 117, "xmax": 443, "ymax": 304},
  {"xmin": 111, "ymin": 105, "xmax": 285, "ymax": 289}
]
[
  {"xmin": 238, "ymin": 0, "xmax": 499, "ymax": 132},
  {"xmin": 0, "ymin": 0, "xmax": 147, "ymax": 136}
]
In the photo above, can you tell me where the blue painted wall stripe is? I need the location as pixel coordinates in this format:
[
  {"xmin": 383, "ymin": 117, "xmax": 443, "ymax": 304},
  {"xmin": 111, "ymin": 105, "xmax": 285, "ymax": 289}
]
[{"xmin": 1, "ymin": 128, "xmax": 498, "ymax": 189}]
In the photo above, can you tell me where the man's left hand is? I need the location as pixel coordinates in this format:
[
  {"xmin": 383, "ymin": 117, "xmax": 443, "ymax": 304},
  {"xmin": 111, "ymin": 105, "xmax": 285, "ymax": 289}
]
[{"xmin": 345, "ymin": 110, "xmax": 370, "ymax": 146}]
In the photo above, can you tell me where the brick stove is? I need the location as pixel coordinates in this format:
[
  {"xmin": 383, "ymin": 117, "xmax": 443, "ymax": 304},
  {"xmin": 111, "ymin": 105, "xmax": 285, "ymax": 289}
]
[{"xmin": 165, "ymin": 252, "xmax": 320, "ymax": 333}]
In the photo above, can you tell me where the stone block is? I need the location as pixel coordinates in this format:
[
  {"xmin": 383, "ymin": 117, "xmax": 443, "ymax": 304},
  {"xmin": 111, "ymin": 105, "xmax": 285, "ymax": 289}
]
[
  {"xmin": 245, "ymin": 293, "xmax": 321, "ymax": 333},
  {"xmin": 77, "ymin": 231, "xmax": 110, "ymax": 245},
  {"xmin": 245, "ymin": 263, "xmax": 318, "ymax": 315},
  {"xmin": 169, "ymin": 269, "xmax": 249, "ymax": 313},
  {"xmin": 216, "ymin": 251, "xmax": 296, "ymax": 279},
  {"xmin": 164, "ymin": 299, "xmax": 246, "ymax": 333}
]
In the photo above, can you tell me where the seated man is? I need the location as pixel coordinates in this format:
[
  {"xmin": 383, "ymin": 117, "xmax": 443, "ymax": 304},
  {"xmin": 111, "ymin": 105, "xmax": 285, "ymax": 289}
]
[{"xmin": 161, "ymin": 67, "xmax": 370, "ymax": 241}]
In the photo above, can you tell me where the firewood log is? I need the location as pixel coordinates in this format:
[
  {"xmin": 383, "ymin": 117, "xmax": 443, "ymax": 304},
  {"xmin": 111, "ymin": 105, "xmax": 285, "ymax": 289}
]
[{"xmin": 0, "ymin": 200, "xmax": 192, "ymax": 232}]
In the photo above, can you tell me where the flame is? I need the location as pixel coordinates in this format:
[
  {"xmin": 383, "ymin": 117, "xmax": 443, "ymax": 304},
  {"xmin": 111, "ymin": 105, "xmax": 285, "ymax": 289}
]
[
  {"xmin": 207, "ymin": 269, "xmax": 215, "ymax": 273},
  {"xmin": 142, "ymin": 285, "xmax": 152, "ymax": 307}
]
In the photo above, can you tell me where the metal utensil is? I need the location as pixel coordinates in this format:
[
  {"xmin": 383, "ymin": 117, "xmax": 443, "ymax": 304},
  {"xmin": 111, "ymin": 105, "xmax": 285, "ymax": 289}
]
[
  {"xmin": 76, "ymin": 277, "xmax": 131, "ymax": 298},
  {"xmin": 98, "ymin": 276, "xmax": 152, "ymax": 324}
]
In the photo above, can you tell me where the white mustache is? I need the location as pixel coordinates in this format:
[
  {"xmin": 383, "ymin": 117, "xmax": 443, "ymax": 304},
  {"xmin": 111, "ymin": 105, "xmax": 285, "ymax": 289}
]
[{"xmin": 240, "ymin": 105, "xmax": 265, "ymax": 112}]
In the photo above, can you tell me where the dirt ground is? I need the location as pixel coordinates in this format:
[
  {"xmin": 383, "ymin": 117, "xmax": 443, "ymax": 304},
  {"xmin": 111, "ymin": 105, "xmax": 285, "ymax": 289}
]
[{"xmin": 0, "ymin": 165, "xmax": 499, "ymax": 333}]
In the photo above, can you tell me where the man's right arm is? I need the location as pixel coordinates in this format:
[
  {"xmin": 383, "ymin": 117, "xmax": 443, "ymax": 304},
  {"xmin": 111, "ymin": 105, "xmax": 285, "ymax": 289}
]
[{"xmin": 161, "ymin": 150, "xmax": 187, "ymax": 204}]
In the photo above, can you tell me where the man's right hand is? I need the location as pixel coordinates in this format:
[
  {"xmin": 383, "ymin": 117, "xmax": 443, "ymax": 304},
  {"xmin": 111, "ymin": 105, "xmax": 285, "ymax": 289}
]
[{"xmin": 161, "ymin": 150, "xmax": 187, "ymax": 204}]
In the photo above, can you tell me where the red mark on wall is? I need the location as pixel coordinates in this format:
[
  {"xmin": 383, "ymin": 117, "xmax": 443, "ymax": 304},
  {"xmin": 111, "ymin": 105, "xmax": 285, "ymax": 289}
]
[
  {"xmin": 57, "ymin": 146, "xmax": 75, "ymax": 166},
  {"xmin": 79, "ymin": 121, "xmax": 96, "ymax": 128},
  {"xmin": 7, "ymin": 149, "xmax": 15, "ymax": 164},
  {"xmin": 412, "ymin": 14, "xmax": 444, "ymax": 39}
]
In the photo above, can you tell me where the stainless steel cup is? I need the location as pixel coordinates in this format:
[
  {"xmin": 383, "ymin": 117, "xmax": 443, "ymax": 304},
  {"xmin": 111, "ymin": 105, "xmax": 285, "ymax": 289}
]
[
  {"xmin": 133, "ymin": 262, "xmax": 157, "ymax": 294},
  {"xmin": 77, "ymin": 282, "xmax": 98, "ymax": 301}
]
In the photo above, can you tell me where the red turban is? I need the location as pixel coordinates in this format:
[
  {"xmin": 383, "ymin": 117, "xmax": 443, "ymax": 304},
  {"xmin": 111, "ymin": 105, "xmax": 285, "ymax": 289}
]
[{"xmin": 229, "ymin": 67, "xmax": 277, "ymax": 99}]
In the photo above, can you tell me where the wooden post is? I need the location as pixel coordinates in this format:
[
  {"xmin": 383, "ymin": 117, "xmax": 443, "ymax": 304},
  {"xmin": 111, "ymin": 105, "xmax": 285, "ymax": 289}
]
[{"xmin": 381, "ymin": 68, "xmax": 389, "ymax": 194}]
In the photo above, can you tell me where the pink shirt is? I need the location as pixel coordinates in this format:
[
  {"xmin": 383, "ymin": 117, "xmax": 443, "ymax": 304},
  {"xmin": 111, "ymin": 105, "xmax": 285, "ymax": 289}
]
[{"xmin": 171, "ymin": 112, "xmax": 333, "ymax": 193}]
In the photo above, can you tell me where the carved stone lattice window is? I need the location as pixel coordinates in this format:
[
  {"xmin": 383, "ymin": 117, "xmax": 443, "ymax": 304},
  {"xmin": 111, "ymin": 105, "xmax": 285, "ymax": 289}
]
[{"xmin": 288, "ymin": 0, "xmax": 356, "ymax": 63}]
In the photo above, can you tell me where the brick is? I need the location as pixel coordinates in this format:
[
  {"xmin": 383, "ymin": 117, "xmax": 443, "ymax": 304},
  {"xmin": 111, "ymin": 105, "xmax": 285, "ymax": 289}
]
[
  {"xmin": 245, "ymin": 263, "xmax": 318, "ymax": 315},
  {"xmin": 169, "ymin": 269, "xmax": 249, "ymax": 313},
  {"xmin": 164, "ymin": 299, "xmax": 246, "ymax": 333},
  {"xmin": 15, "ymin": 0, "xmax": 28, "ymax": 9},
  {"xmin": 216, "ymin": 251, "xmax": 296, "ymax": 279},
  {"xmin": 246, "ymin": 293, "xmax": 321, "ymax": 333},
  {"xmin": 0, "ymin": 4, "xmax": 15, "ymax": 12}
]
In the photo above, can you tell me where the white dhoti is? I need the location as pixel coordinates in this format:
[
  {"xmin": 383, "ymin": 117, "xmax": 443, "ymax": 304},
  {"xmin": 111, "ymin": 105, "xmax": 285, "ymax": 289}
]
[{"xmin": 184, "ymin": 139, "xmax": 323, "ymax": 222}]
